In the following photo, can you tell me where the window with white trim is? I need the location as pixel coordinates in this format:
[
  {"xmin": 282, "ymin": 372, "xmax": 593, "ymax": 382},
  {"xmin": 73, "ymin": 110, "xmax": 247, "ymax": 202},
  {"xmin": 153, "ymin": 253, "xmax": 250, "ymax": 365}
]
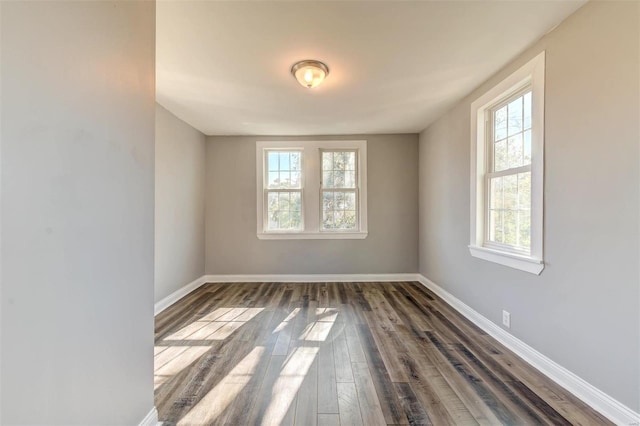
[
  {"xmin": 469, "ymin": 51, "xmax": 545, "ymax": 274},
  {"xmin": 257, "ymin": 140, "xmax": 367, "ymax": 239}
]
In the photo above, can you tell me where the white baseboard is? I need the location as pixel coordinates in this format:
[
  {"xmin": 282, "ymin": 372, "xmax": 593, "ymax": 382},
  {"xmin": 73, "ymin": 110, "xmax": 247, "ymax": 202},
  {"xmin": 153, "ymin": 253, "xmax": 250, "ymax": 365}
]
[
  {"xmin": 415, "ymin": 274, "xmax": 640, "ymax": 426},
  {"xmin": 154, "ymin": 276, "xmax": 208, "ymax": 315},
  {"xmin": 202, "ymin": 273, "xmax": 419, "ymax": 283},
  {"xmin": 138, "ymin": 406, "xmax": 158, "ymax": 426}
]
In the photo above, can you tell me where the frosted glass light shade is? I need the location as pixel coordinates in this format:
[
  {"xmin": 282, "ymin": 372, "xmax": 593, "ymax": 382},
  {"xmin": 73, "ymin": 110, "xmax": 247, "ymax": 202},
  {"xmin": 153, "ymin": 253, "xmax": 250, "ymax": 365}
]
[{"xmin": 291, "ymin": 60, "xmax": 329, "ymax": 89}]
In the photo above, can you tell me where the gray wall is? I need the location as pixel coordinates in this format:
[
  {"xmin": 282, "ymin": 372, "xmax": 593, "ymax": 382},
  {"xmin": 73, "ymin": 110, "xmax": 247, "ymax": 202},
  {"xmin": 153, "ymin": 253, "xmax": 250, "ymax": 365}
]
[
  {"xmin": 1, "ymin": 2, "xmax": 155, "ymax": 424},
  {"xmin": 155, "ymin": 104, "xmax": 206, "ymax": 303},
  {"xmin": 418, "ymin": 1, "xmax": 639, "ymax": 411},
  {"xmin": 206, "ymin": 134, "xmax": 418, "ymax": 274}
]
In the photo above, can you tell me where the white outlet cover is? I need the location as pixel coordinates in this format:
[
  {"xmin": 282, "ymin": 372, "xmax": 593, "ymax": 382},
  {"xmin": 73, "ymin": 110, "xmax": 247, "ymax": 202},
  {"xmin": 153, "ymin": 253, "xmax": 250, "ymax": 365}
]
[{"xmin": 502, "ymin": 310, "xmax": 511, "ymax": 328}]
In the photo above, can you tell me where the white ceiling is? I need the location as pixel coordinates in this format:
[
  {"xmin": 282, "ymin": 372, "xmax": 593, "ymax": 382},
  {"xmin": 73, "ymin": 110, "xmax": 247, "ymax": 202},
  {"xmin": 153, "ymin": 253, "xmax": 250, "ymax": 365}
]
[{"xmin": 157, "ymin": 1, "xmax": 584, "ymax": 136}]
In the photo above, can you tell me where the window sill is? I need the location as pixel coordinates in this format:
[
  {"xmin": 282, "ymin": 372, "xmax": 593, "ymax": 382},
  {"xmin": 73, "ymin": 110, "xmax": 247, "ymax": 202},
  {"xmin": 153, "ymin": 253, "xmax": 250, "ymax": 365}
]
[
  {"xmin": 468, "ymin": 245, "xmax": 544, "ymax": 275},
  {"xmin": 258, "ymin": 231, "xmax": 368, "ymax": 240}
]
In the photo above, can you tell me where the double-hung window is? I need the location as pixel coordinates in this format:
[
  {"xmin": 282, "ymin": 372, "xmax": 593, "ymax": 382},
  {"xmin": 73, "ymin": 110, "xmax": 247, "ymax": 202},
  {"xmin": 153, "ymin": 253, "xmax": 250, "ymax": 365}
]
[
  {"xmin": 469, "ymin": 51, "xmax": 545, "ymax": 274},
  {"xmin": 257, "ymin": 140, "xmax": 367, "ymax": 239}
]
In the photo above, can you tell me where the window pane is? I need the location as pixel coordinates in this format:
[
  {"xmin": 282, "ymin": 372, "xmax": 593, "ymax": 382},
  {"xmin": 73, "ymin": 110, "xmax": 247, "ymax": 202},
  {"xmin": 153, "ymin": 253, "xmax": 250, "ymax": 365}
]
[
  {"xmin": 268, "ymin": 192, "xmax": 279, "ymax": 212},
  {"xmin": 291, "ymin": 152, "xmax": 301, "ymax": 171},
  {"xmin": 268, "ymin": 172, "xmax": 279, "ymax": 188},
  {"xmin": 323, "ymin": 171, "xmax": 334, "ymax": 188},
  {"xmin": 278, "ymin": 210, "xmax": 291, "ymax": 229},
  {"xmin": 279, "ymin": 152, "xmax": 290, "ymax": 170},
  {"xmin": 344, "ymin": 211, "xmax": 357, "ymax": 229},
  {"xmin": 345, "ymin": 192, "xmax": 356, "ymax": 210},
  {"xmin": 503, "ymin": 210, "xmax": 518, "ymax": 246},
  {"xmin": 268, "ymin": 152, "xmax": 279, "ymax": 172},
  {"xmin": 267, "ymin": 190, "xmax": 302, "ymax": 231},
  {"xmin": 334, "ymin": 152, "xmax": 345, "ymax": 171},
  {"xmin": 345, "ymin": 171, "xmax": 356, "ymax": 188},
  {"xmin": 345, "ymin": 152, "xmax": 356, "ymax": 170},
  {"xmin": 323, "ymin": 211, "xmax": 335, "ymax": 229},
  {"xmin": 507, "ymin": 96, "xmax": 523, "ymax": 136},
  {"xmin": 519, "ymin": 210, "xmax": 531, "ymax": 248},
  {"xmin": 291, "ymin": 192, "xmax": 301, "ymax": 211},
  {"xmin": 489, "ymin": 210, "xmax": 503, "ymax": 243},
  {"xmin": 322, "ymin": 152, "xmax": 333, "ymax": 170},
  {"xmin": 322, "ymin": 190, "xmax": 357, "ymax": 231},
  {"xmin": 322, "ymin": 151, "xmax": 357, "ymax": 189},
  {"xmin": 523, "ymin": 92, "xmax": 532, "ymax": 130},
  {"xmin": 276, "ymin": 171, "xmax": 287, "ymax": 187},
  {"xmin": 494, "ymin": 139, "xmax": 508, "ymax": 172},
  {"xmin": 266, "ymin": 150, "xmax": 302, "ymax": 189},
  {"xmin": 507, "ymin": 133, "xmax": 523, "ymax": 169},
  {"xmin": 524, "ymin": 130, "xmax": 532, "ymax": 165},
  {"xmin": 494, "ymin": 106, "xmax": 507, "ymax": 141},
  {"xmin": 334, "ymin": 210, "xmax": 344, "ymax": 227},
  {"xmin": 503, "ymin": 174, "xmax": 518, "ymax": 210},
  {"xmin": 490, "ymin": 177, "xmax": 503, "ymax": 209},
  {"xmin": 291, "ymin": 171, "xmax": 301, "ymax": 187},
  {"xmin": 335, "ymin": 191, "xmax": 345, "ymax": 209},
  {"xmin": 518, "ymin": 172, "xmax": 531, "ymax": 209},
  {"xmin": 279, "ymin": 192, "xmax": 290, "ymax": 210}
]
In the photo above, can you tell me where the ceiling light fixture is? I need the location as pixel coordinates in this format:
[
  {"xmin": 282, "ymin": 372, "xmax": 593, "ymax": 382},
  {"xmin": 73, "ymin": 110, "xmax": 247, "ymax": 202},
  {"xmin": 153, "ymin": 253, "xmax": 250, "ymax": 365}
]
[{"xmin": 291, "ymin": 60, "xmax": 329, "ymax": 89}]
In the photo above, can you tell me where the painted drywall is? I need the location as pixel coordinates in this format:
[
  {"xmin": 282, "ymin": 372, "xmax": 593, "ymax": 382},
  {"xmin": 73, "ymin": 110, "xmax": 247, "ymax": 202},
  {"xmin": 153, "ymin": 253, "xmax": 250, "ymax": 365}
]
[
  {"xmin": 418, "ymin": 1, "xmax": 639, "ymax": 411},
  {"xmin": 206, "ymin": 135, "xmax": 418, "ymax": 274},
  {"xmin": 1, "ymin": 1, "xmax": 155, "ymax": 424},
  {"xmin": 155, "ymin": 104, "xmax": 206, "ymax": 303}
]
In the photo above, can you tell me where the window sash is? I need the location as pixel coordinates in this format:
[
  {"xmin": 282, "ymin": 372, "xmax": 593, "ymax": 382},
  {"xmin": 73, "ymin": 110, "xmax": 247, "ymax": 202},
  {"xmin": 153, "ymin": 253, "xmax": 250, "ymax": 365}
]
[
  {"xmin": 486, "ymin": 86, "xmax": 532, "ymax": 175},
  {"xmin": 264, "ymin": 188, "xmax": 303, "ymax": 232},
  {"xmin": 263, "ymin": 148, "xmax": 303, "ymax": 190},
  {"xmin": 320, "ymin": 188, "xmax": 359, "ymax": 231},
  {"xmin": 484, "ymin": 163, "xmax": 532, "ymax": 256}
]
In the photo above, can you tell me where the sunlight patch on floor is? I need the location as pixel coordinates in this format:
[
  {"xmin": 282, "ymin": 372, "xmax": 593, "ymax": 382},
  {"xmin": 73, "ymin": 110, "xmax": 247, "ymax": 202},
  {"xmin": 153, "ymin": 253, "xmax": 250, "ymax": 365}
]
[
  {"xmin": 273, "ymin": 308, "xmax": 300, "ymax": 333},
  {"xmin": 299, "ymin": 321, "xmax": 334, "ymax": 341},
  {"xmin": 178, "ymin": 346, "xmax": 266, "ymax": 425},
  {"xmin": 316, "ymin": 307, "xmax": 339, "ymax": 322},
  {"xmin": 261, "ymin": 346, "xmax": 320, "ymax": 426},
  {"xmin": 155, "ymin": 346, "xmax": 210, "ymax": 385},
  {"xmin": 155, "ymin": 306, "xmax": 266, "ymax": 391}
]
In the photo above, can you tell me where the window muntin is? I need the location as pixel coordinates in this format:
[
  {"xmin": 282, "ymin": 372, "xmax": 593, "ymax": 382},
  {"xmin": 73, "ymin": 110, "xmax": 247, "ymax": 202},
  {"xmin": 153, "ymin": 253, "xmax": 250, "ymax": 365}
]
[
  {"xmin": 485, "ymin": 89, "xmax": 532, "ymax": 254},
  {"xmin": 264, "ymin": 150, "xmax": 303, "ymax": 231},
  {"xmin": 321, "ymin": 150, "xmax": 358, "ymax": 231}
]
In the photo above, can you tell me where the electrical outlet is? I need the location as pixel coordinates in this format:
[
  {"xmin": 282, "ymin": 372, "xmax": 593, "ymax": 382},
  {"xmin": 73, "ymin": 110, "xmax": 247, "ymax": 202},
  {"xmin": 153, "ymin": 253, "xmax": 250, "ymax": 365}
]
[{"xmin": 502, "ymin": 310, "xmax": 511, "ymax": 328}]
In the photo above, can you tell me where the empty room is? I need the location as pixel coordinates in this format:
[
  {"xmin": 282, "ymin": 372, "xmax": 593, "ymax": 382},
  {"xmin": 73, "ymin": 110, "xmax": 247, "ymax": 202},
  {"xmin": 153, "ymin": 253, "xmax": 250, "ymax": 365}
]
[{"xmin": 1, "ymin": 0, "xmax": 639, "ymax": 425}]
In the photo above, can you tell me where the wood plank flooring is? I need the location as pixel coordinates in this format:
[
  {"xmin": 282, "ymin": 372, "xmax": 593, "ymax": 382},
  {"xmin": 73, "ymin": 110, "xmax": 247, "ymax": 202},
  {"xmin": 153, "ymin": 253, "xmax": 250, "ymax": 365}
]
[{"xmin": 155, "ymin": 282, "xmax": 611, "ymax": 425}]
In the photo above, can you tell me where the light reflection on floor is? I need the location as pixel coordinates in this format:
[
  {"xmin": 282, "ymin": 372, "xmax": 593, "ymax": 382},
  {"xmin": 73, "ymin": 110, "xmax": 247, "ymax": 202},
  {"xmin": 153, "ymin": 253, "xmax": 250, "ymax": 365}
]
[{"xmin": 155, "ymin": 304, "xmax": 339, "ymax": 423}]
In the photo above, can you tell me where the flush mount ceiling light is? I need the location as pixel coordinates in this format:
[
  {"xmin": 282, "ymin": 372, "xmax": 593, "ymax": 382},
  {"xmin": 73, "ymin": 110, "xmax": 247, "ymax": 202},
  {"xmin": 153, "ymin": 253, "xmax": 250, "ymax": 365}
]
[{"xmin": 291, "ymin": 60, "xmax": 329, "ymax": 89}]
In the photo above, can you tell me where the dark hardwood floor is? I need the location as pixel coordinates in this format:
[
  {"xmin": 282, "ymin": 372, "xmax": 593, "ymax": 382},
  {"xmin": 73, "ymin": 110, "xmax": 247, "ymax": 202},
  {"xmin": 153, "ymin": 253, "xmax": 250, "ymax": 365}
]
[{"xmin": 154, "ymin": 282, "xmax": 610, "ymax": 425}]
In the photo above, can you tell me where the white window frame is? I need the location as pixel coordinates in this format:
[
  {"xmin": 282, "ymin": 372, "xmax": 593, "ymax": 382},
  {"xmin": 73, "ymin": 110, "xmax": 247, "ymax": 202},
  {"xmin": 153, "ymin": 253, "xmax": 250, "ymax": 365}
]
[
  {"xmin": 256, "ymin": 140, "xmax": 368, "ymax": 240},
  {"xmin": 469, "ymin": 51, "xmax": 545, "ymax": 274}
]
